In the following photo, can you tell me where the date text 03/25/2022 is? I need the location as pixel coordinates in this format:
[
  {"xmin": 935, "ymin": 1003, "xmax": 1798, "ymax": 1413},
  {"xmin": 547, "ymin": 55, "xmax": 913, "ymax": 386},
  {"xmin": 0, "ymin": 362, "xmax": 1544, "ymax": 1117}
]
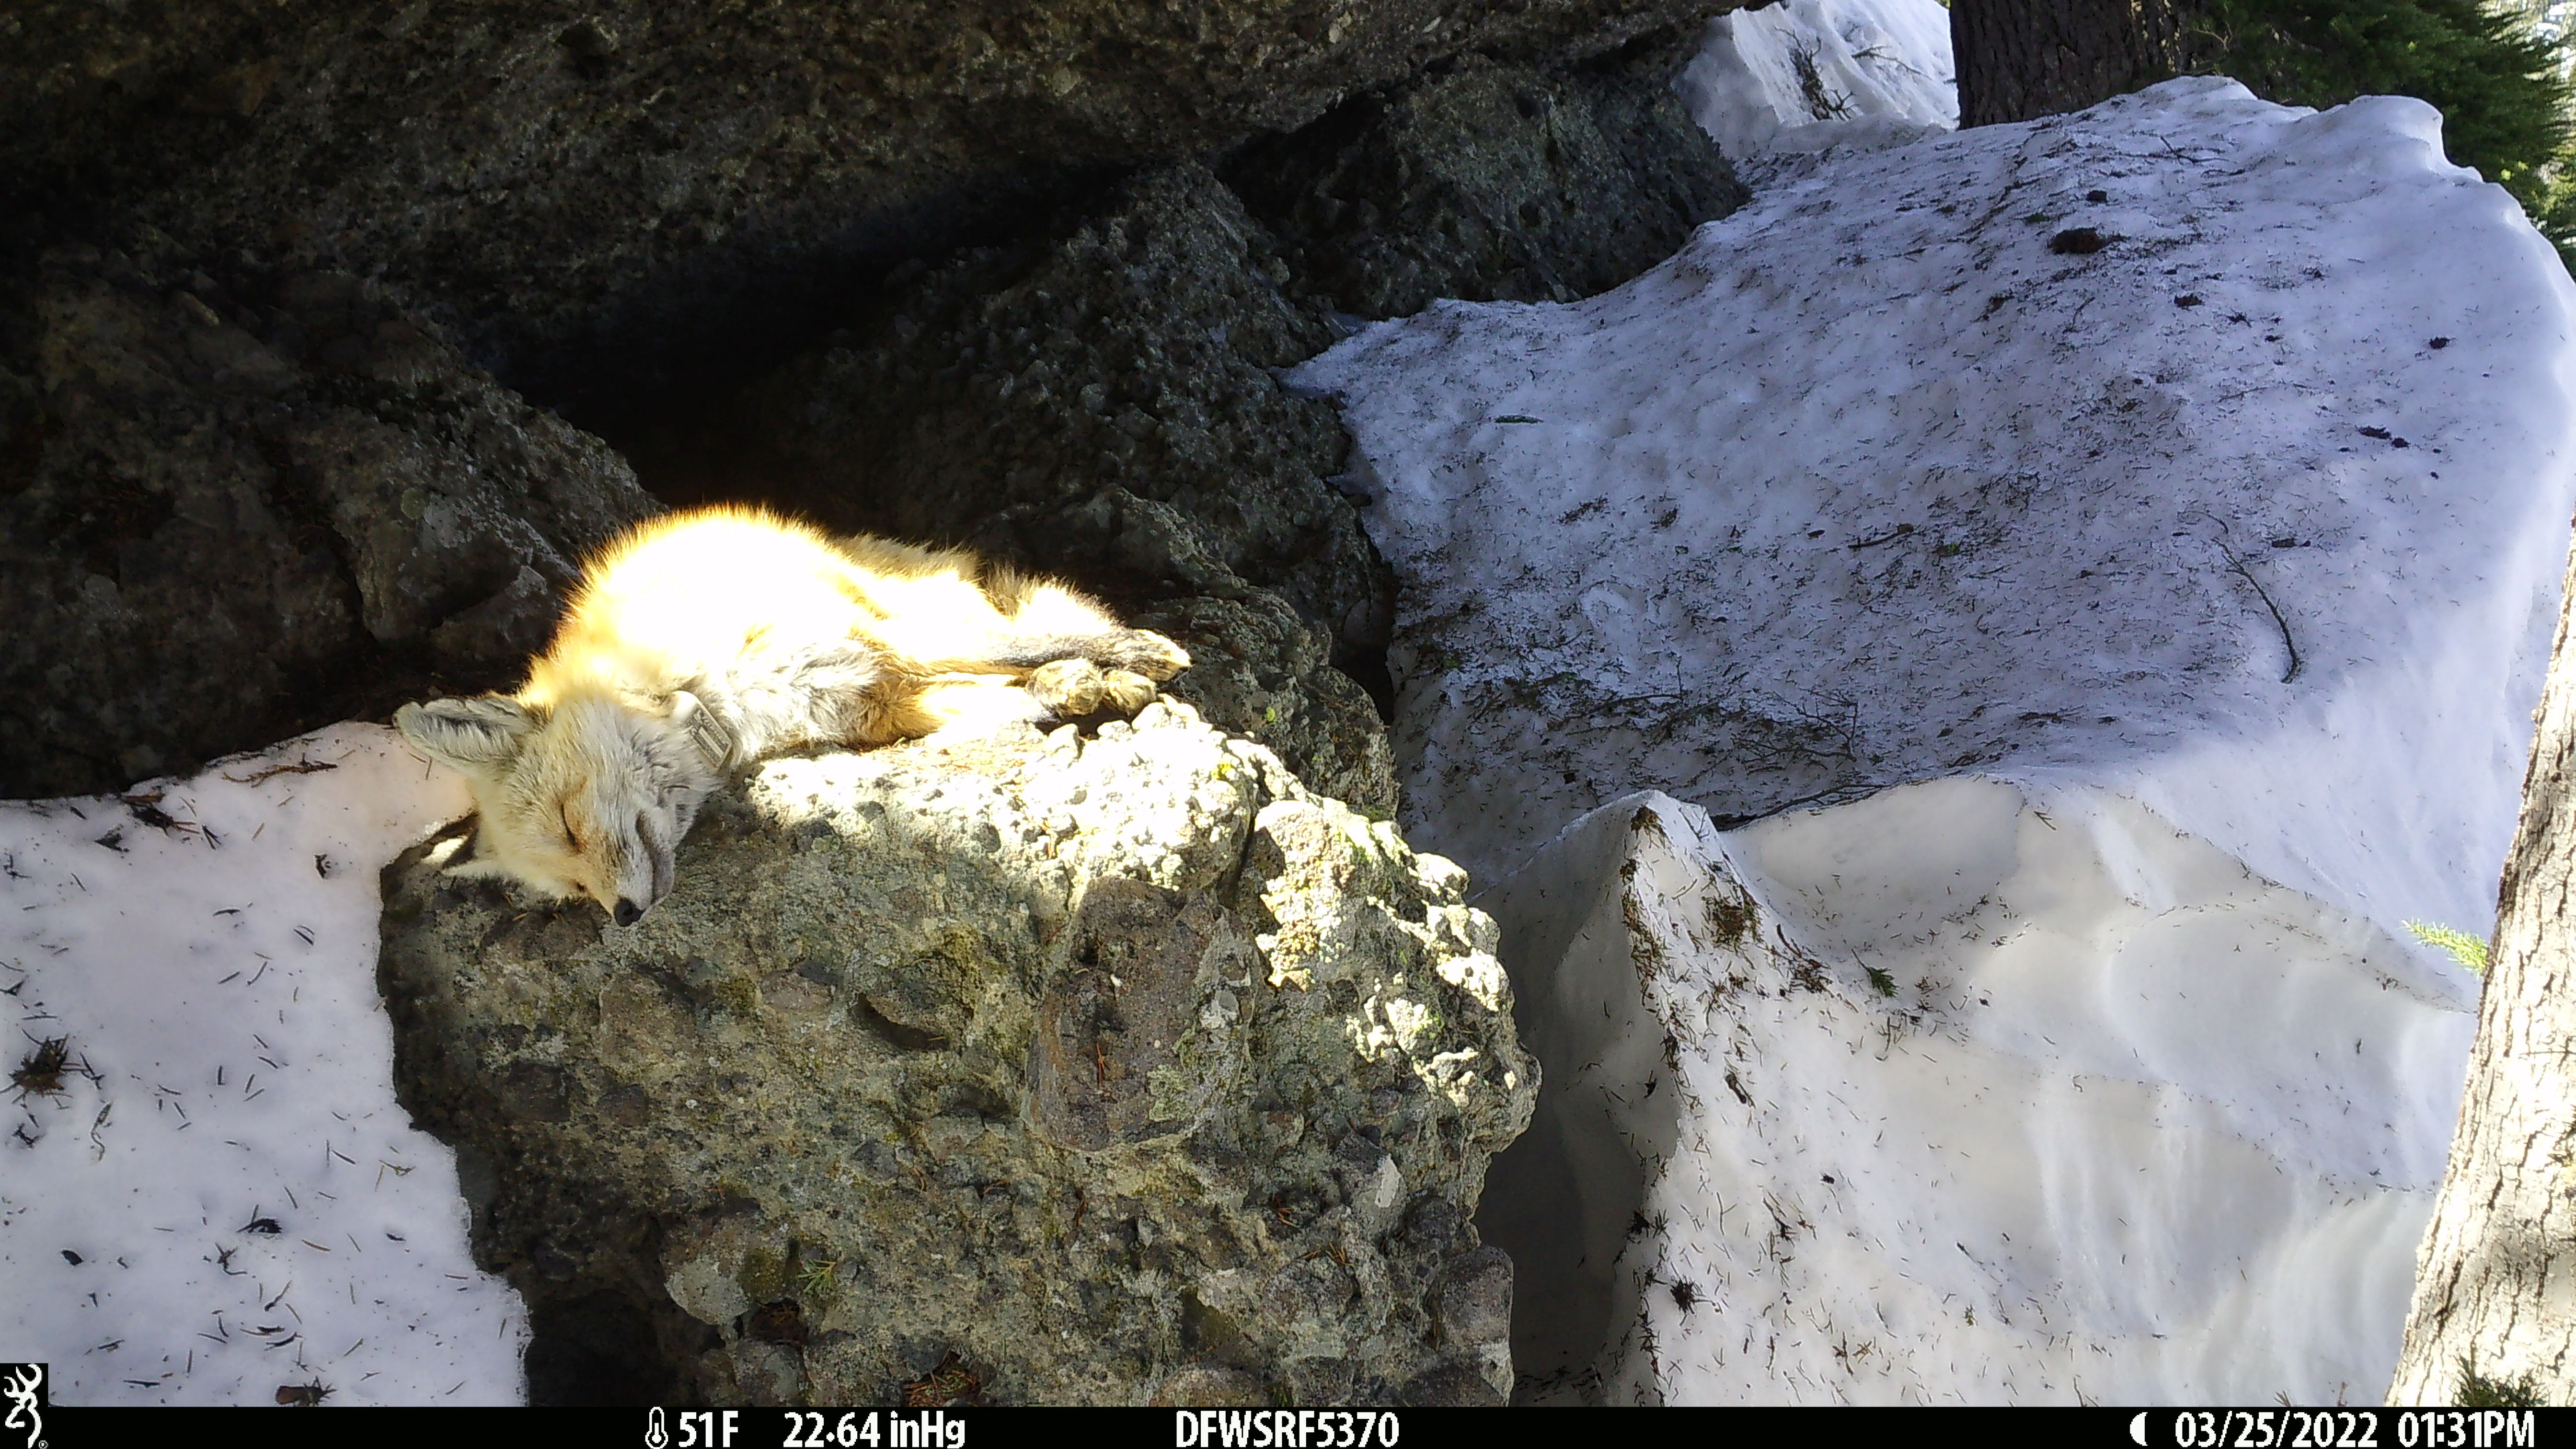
[{"xmin": 2158, "ymin": 1411, "xmax": 2534, "ymax": 1449}]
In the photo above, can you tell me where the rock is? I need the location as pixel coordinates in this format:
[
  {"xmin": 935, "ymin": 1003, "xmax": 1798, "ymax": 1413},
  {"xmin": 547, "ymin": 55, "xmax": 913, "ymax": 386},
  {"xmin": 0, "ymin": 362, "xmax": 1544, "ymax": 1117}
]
[
  {"xmin": 742, "ymin": 165, "xmax": 1354, "ymax": 610},
  {"xmin": 0, "ymin": 250, "xmax": 658, "ymax": 797},
  {"xmin": 1230, "ymin": 39, "xmax": 1750, "ymax": 319},
  {"xmin": 1435, "ymin": 1244, "xmax": 1515, "ymax": 1346},
  {"xmin": 376, "ymin": 701, "xmax": 1536, "ymax": 1405},
  {"xmin": 1131, "ymin": 591, "xmax": 1397, "ymax": 824},
  {"xmin": 1147, "ymin": 1366, "xmax": 1271, "ymax": 1407},
  {"xmin": 4, "ymin": 20, "xmax": 1743, "ymax": 812},
  {"xmin": 3, "ymin": 0, "xmax": 1736, "ymax": 413}
]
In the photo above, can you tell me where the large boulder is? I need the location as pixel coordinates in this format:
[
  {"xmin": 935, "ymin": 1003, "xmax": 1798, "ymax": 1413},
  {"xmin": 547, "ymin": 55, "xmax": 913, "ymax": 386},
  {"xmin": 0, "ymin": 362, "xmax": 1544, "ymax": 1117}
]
[
  {"xmin": 6, "ymin": 0, "xmax": 1735, "ymax": 410},
  {"xmin": 0, "ymin": 247, "xmax": 657, "ymax": 797},
  {"xmin": 376, "ymin": 701, "xmax": 1537, "ymax": 1405},
  {"xmin": 4, "ymin": 16, "xmax": 1750, "ymax": 812}
]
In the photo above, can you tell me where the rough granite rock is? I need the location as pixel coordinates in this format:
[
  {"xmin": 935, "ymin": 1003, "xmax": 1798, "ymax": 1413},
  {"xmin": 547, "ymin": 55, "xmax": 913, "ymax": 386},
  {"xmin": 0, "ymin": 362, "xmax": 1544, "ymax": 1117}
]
[
  {"xmin": 1229, "ymin": 39, "xmax": 1752, "ymax": 319},
  {"xmin": 376, "ymin": 700, "xmax": 1537, "ymax": 1406},
  {"xmin": 6, "ymin": 0, "xmax": 1735, "ymax": 413},
  {"xmin": 0, "ymin": 248, "xmax": 659, "ymax": 797},
  {"xmin": 1129, "ymin": 590, "xmax": 1398, "ymax": 824}
]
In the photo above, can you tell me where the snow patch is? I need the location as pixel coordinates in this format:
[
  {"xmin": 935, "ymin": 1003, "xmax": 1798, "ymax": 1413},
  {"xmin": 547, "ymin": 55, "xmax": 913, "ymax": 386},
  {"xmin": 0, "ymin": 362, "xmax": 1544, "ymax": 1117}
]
[
  {"xmin": 1678, "ymin": 0, "xmax": 1958, "ymax": 161},
  {"xmin": 0, "ymin": 726, "xmax": 526, "ymax": 1404},
  {"xmin": 1293, "ymin": 76, "xmax": 2575, "ymax": 972},
  {"xmin": 1484, "ymin": 789, "xmax": 2465, "ymax": 1403}
]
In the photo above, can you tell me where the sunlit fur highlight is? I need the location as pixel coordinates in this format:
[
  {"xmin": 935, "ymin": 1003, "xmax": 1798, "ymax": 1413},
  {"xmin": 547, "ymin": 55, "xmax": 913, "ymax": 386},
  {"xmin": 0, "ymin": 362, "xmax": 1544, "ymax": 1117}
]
[{"xmin": 396, "ymin": 505, "xmax": 1189, "ymax": 921}]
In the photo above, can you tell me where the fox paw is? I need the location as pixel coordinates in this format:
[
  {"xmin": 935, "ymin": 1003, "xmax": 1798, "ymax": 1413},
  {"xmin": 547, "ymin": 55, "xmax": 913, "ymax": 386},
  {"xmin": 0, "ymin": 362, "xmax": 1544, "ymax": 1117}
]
[
  {"xmin": 1098, "ymin": 668, "xmax": 1156, "ymax": 717},
  {"xmin": 1109, "ymin": 629, "xmax": 1191, "ymax": 681},
  {"xmin": 1027, "ymin": 659, "xmax": 1161, "ymax": 719},
  {"xmin": 1027, "ymin": 658, "xmax": 1105, "ymax": 717}
]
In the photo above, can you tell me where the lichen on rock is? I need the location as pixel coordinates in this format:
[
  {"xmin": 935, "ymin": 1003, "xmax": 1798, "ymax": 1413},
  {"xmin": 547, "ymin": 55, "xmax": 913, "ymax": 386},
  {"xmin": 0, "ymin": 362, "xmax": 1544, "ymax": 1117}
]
[{"xmin": 378, "ymin": 700, "xmax": 1535, "ymax": 1405}]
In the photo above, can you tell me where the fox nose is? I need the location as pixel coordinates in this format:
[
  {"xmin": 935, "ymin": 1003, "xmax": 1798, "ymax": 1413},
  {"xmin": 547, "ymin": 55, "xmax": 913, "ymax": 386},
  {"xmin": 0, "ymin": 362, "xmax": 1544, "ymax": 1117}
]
[{"xmin": 613, "ymin": 898, "xmax": 644, "ymax": 927}]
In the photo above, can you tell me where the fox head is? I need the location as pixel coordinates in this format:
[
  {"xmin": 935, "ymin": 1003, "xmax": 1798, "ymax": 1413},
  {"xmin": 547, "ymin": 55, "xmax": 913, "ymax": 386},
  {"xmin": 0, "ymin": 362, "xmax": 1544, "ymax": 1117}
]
[{"xmin": 396, "ymin": 691, "xmax": 725, "ymax": 925}]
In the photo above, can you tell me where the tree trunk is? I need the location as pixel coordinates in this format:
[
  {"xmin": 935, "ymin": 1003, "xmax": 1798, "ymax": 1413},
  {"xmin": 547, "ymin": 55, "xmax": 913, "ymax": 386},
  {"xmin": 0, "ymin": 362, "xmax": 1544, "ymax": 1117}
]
[
  {"xmin": 1952, "ymin": 0, "xmax": 2194, "ymax": 126},
  {"xmin": 2390, "ymin": 543, "xmax": 2576, "ymax": 1406}
]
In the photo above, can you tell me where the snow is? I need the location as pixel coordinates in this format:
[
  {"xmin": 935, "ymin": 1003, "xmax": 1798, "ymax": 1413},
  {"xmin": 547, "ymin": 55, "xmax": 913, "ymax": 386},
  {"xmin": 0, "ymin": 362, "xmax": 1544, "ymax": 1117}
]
[
  {"xmin": 1297, "ymin": 75, "xmax": 2573, "ymax": 967},
  {"xmin": 1677, "ymin": 0, "xmax": 1958, "ymax": 161},
  {"xmin": 0, "ymin": 725, "xmax": 527, "ymax": 1405},
  {"xmin": 1482, "ymin": 785, "xmax": 2467, "ymax": 1403},
  {"xmin": 1292, "ymin": 76, "xmax": 2576, "ymax": 1402}
]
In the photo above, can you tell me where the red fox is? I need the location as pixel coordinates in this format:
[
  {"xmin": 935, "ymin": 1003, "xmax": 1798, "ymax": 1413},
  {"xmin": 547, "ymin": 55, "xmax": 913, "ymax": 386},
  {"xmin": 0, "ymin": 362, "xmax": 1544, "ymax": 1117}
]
[{"xmin": 396, "ymin": 505, "xmax": 1189, "ymax": 924}]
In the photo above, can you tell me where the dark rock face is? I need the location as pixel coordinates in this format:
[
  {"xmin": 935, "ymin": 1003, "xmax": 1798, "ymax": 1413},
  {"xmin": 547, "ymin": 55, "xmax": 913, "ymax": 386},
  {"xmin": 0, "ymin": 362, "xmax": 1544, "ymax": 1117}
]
[
  {"xmin": 0, "ymin": 250, "xmax": 656, "ymax": 796},
  {"xmin": 378, "ymin": 704, "xmax": 1536, "ymax": 1405},
  {"xmin": 7, "ymin": 0, "xmax": 1733, "ymax": 413},
  {"xmin": 1230, "ymin": 39, "xmax": 1752, "ymax": 319},
  {"xmin": 746, "ymin": 166, "xmax": 1350, "ymax": 617},
  {"xmin": 4, "ymin": 3, "xmax": 1747, "ymax": 812}
]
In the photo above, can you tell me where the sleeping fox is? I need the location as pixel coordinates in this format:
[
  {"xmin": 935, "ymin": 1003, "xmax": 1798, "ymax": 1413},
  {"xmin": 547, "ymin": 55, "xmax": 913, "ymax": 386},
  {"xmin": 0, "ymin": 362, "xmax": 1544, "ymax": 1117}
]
[{"xmin": 396, "ymin": 504, "xmax": 1189, "ymax": 924}]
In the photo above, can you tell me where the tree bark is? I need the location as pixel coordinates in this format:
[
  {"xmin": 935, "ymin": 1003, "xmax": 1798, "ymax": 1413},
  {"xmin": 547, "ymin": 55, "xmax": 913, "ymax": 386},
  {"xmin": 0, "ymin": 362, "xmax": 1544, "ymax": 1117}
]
[
  {"xmin": 1952, "ymin": 0, "xmax": 2194, "ymax": 126},
  {"xmin": 2391, "ymin": 541, "xmax": 2576, "ymax": 1405}
]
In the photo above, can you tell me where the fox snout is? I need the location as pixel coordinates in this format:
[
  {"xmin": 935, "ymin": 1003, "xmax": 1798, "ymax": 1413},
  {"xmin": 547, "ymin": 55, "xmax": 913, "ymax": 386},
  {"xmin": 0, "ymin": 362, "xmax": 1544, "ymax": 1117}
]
[{"xmin": 605, "ymin": 811, "xmax": 679, "ymax": 927}]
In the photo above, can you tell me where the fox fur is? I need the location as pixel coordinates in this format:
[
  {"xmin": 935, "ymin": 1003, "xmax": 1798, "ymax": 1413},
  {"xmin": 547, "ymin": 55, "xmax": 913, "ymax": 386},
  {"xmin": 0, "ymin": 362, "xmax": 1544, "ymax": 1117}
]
[{"xmin": 396, "ymin": 504, "xmax": 1189, "ymax": 924}]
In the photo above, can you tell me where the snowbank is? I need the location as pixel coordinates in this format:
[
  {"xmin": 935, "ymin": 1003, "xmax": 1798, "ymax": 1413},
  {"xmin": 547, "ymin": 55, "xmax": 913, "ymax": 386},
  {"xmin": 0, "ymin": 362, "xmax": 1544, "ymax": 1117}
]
[
  {"xmin": 0, "ymin": 726, "xmax": 526, "ymax": 1404},
  {"xmin": 1484, "ymin": 787, "xmax": 2466, "ymax": 1403},
  {"xmin": 1296, "ymin": 75, "xmax": 2574, "ymax": 968},
  {"xmin": 1293, "ymin": 77, "xmax": 2576, "ymax": 1401},
  {"xmin": 1677, "ymin": 0, "xmax": 1957, "ymax": 160}
]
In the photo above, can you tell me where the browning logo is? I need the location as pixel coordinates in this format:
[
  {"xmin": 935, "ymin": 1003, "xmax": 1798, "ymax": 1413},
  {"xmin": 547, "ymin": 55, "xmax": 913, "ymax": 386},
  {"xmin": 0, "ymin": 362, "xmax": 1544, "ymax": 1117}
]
[{"xmin": 0, "ymin": 1364, "xmax": 42, "ymax": 1449}]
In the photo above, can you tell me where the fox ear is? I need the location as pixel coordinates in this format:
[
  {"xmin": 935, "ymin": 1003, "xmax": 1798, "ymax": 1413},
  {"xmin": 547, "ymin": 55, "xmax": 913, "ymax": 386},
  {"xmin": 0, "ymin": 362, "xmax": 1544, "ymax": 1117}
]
[{"xmin": 397, "ymin": 696, "xmax": 538, "ymax": 780}]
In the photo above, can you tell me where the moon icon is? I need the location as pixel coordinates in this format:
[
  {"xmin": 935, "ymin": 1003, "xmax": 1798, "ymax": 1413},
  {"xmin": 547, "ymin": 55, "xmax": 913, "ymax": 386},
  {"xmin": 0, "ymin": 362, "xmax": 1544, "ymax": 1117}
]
[{"xmin": 2130, "ymin": 1411, "xmax": 2152, "ymax": 1446}]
